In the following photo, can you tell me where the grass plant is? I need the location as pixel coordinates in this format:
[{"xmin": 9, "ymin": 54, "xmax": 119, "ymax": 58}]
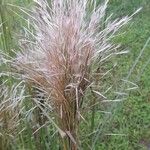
[
  {"xmin": 0, "ymin": 0, "xmax": 150, "ymax": 150},
  {"xmin": 10, "ymin": 0, "xmax": 139, "ymax": 149}
]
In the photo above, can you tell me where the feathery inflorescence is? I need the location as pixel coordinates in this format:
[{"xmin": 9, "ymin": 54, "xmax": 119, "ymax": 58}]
[
  {"xmin": 0, "ymin": 81, "xmax": 25, "ymax": 149},
  {"xmin": 14, "ymin": 0, "xmax": 130, "ymax": 107}
]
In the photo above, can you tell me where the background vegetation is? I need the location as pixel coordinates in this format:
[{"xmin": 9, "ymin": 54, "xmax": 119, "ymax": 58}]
[{"xmin": 0, "ymin": 0, "xmax": 150, "ymax": 149}]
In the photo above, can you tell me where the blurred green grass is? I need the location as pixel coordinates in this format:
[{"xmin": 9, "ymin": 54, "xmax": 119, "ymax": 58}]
[{"xmin": 98, "ymin": 0, "xmax": 150, "ymax": 149}]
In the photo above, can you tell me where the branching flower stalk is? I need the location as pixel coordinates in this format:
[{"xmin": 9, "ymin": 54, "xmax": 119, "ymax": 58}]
[{"xmin": 11, "ymin": 0, "xmax": 141, "ymax": 149}]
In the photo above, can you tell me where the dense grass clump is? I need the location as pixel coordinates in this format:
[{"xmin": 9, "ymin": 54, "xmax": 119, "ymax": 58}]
[{"xmin": 0, "ymin": 0, "xmax": 149, "ymax": 150}]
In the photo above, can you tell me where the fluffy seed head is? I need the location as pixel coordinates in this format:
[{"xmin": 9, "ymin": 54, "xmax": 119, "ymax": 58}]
[{"xmin": 14, "ymin": 0, "xmax": 132, "ymax": 103}]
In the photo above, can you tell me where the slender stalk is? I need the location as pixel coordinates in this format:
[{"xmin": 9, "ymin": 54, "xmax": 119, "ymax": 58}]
[{"xmin": 0, "ymin": 0, "xmax": 12, "ymax": 55}]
